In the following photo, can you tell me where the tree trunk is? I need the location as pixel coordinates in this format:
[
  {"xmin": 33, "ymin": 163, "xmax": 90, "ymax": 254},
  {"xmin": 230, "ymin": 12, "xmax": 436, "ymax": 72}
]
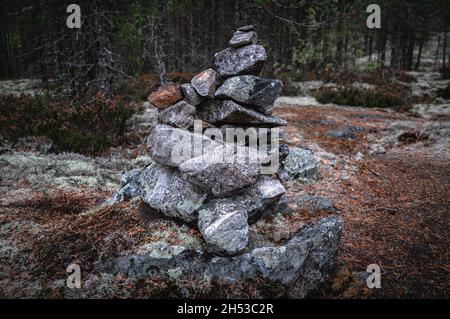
[{"xmin": 155, "ymin": 0, "xmax": 168, "ymax": 86}]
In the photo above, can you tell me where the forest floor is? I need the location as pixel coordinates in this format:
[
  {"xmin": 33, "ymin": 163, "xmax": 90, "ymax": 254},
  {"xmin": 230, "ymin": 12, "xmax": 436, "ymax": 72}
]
[
  {"xmin": 0, "ymin": 72, "xmax": 449, "ymax": 298},
  {"xmin": 274, "ymin": 101, "xmax": 449, "ymax": 298}
]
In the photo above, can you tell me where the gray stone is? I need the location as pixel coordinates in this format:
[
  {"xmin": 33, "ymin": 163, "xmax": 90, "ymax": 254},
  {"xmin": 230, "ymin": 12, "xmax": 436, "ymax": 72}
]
[
  {"xmin": 181, "ymin": 83, "xmax": 204, "ymax": 106},
  {"xmin": 97, "ymin": 215, "xmax": 342, "ymax": 298},
  {"xmin": 158, "ymin": 101, "xmax": 196, "ymax": 128},
  {"xmin": 191, "ymin": 69, "xmax": 218, "ymax": 97},
  {"xmin": 147, "ymin": 124, "xmax": 221, "ymax": 167},
  {"xmin": 229, "ymin": 30, "xmax": 258, "ymax": 48},
  {"xmin": 139, "ymin": 163, "xmax": 207, "ymax": 223},
  {"xmin": 197, "ymin": 99, "xmax": 287, "ymax": 127},
  {"xmin": 178, "ymin": 145, "xmax": 264, "ymax": 197},
  {"xmin": 215, "ymin": 75, "xmax": 283, "ymax": 115},
  {"xmin": 197, "ymin": 176, "xmax": 285, "ymax": 254},
  {"xmin": 278, "ymin": 147, "xmax": 318, "ymax": 182},
  {"xmin": 214, "ymin": 45, "xmax": 267, "ymax": 77},
  {"xmin": 198, "ymin": 200, "xmax": 249, "ymax": 255},
  {"xmin": 238, "ymin": 25, "xmax": 255, "ymax": 32}
]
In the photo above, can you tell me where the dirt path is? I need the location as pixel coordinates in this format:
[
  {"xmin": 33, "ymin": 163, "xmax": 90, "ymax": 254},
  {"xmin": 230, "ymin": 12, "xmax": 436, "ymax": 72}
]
[{"xmin": 275, "ymin": 103, "xmax": 450, "ymax": 298}]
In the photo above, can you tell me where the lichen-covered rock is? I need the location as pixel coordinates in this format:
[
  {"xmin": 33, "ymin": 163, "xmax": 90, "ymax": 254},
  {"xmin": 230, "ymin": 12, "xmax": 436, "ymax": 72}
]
[
  {"xmin": 278, "ymin": 147, "xmax": 318, "ymax": 182},
  {"xmin": 191, "ymin": 69, "xmax": 218, "ymax": 97},
  {"xmin": 229, "ymin": 30, "xmax": 258, "ymax": 47},
  {"xmin": 181, "ymin": 83, "xmax": 204, "ymax": 106},
  {"xmin": 158, "ymin": 101, "xmax": 196, "ymax": 128},
  {"xmin": 197, "ymin": 176, "xmax": 285, "ymax": 254},
  {"xmin": 214, "ymin": 44, "xmax": 267, "ymax": 77},
  {"xmin": 178, "ymin": 145, "xmax": 263, "ymax": 197},
  {"xmin": 215, "ymin": 75, "xmax": 283, "ymax": 115},
  {"xmin": 197, "ymin": 99, "xmax": 287, "ymax": 127},
  {"xmin": 147, "ymin": 124, "xmax": 220, "ymax": 167},
  {"xmin": 97, "ymin": 216, "xmax": 342, "ymax": 298},
  {"xmin": 147, "ymin": 83, "xmax": 183, "ymax": 109},
  {"xmin": 139, "ymin": 163, "xmax": 207, "ymax": 223},
  {"xmin": 198, "ymin": 200, "xmax": 249, "ymax": 255}
]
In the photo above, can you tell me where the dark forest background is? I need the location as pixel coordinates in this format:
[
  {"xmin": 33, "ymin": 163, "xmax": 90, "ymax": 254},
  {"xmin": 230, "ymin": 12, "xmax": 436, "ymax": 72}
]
[{"xmin": 1, "ymin": 0, "xmax": 449, "ymax": 97}]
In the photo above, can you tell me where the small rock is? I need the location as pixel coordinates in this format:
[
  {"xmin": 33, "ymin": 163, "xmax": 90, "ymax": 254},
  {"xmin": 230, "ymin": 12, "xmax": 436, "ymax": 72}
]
[
  {"xmin": 181, "ymin": 83, "xmax": 204, "ymax": 106},
  {"xmin": 197, "ymin": 99, "xmax": 287, "ymax": 127},
  {"xmin": 215, "ymin": 75, "xmax": 283, "ymax": 115},
  {"xmin": 282, "ymin": 195, "xmax": 337, "ymax": 215},
  {"xmin": 238, "ymin": 25, "xmax": 255, "ymax": 32},
  {"xmin": 158, "ymin": 101, "xmax": 196, "ymax": 128},
  {"xmin": 147, "ymin": 83, "xmax": 183, "ymax": 109},
  {"xmin": 278, "ymin": 147, "xmax": 317, "ymax": 182},
  {"xmin": 191, "ymin": 69, "xmax": 218, "ymax": 97},
  {"xmin": 140, "ymin": 163, "xmax": 207, "ymax": 223},
  {"xmin": 214, "ymin": 44, "xmax": 267, "ymax": 77},
  {"xmin": 147, "ymin": 124, "xmax": 220, "ymax": 167},
  {"xmin": 229, "ymin": 30, "xmax": 258, "ymax": 47}
]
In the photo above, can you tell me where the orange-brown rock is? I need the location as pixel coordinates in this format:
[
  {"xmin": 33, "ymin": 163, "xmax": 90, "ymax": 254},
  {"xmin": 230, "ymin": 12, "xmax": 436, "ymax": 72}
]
[{"xmin": 147, "ymin": 83, "xmax": 183, "ymax": 109}]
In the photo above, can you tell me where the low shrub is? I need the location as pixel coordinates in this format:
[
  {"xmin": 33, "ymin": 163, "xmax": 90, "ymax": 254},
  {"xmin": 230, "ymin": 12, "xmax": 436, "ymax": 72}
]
[
  {"xmin": 315, "ymin": 85, "xmax": 410, "ymax": 110},
  {"xmin": 0, "ymin": 94, "xmax": 134, "ymax": 154}
]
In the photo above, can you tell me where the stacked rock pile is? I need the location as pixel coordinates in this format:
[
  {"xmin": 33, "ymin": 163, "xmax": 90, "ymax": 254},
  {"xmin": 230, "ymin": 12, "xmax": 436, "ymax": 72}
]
[{"xmin": 139, "ymin": 25, "xmax": 289, "ymax": 255}]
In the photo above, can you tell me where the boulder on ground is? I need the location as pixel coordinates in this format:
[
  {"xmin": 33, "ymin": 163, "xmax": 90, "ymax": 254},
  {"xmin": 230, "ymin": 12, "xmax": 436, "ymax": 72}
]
[
  {"xmin": 97, "ymin": 215, "xmax": 342, "ymax": 298},
  {"xmin": 214, "ymin": 44, "xmax": 267, "ymax": 77},
  {"xmin": 139, "ymin": 163, "xmax": 207, "ymax": 223},
  {"xmin": 181, "ymin": 83, "xmax": 204, "ymax": 106},
  {"xmin": 191, "ymin": 69, "xmax": 218, "ymax": 97},
  {"xmin": 197, "ymin": 99, "xmax": 287, "ymax": 127},
  {"xmin": 158, "ymin": 101, "xmax": 196, "ymax": 128},
  {"xmin": 147, "ymin": 83, "xmax": 183, "ymax": 109},
  {"xmin": 215, "ymin": 75, "xmax": 283, "ymax": 115}
]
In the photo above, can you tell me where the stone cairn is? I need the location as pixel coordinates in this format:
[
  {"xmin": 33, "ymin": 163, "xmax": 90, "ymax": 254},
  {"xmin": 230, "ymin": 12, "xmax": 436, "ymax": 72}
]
[
  {"xmin": 135, "ymin": 25, "xmax": 291, "ymax": 255},
  {"xmin": 106, "ymin": 27, "xmax": 342, "ymax": 297}
]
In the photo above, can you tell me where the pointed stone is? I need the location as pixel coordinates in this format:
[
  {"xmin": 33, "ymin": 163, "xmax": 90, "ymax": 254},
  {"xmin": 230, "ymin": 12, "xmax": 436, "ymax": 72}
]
[
  {"xmin": 197, "ymin": 99, "xmax": 287, "ymax": 127},
  {"xmin": 191, "ymin": 69, "xmax": 218, "ymax": 97},
  {"xmin": 215, "ymin": 75, "xmax": 283, "ymax": 115},
  {"xmin": 237, "ymin": 25, "xmax": 255, "ymax": 32},
  {"xmin": 214, "ymin": 44, "xmax": 267, "ymax": 77},
  {"xmin": 158, "ymin": 101, "xmax": 196, "ymax": 128}
]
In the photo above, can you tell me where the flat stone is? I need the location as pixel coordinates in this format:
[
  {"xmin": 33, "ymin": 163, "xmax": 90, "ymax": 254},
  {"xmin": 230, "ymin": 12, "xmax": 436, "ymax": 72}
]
[
  {"xmin": 214, "ymin": 45, "xmax": 267, "ymax": 77},
  {"xmin": 97, "ymin": 215, "xmax": 342, "ymax": 298},
  {"xmin": 197, "ymin": 99, "xmax": 287, "ymax": 127},
  {"xmin": 178, "ymin": 145, "xmax": 264, "ymax": 197},
  {"xmin": 181, "ymin": 83, "xmax": 204, "ymax": 106},
  {"xmin": 139, "ymin": 163, "xmax": 207, "ymax": 223},
  {"xmin": 229, "ymin": 30, "xmax": 258, "ymax": 47},
  {"xmin": 158, "ymin": 101, "xmax": 196, "ymax": 128},
  {"xmin": 147, "ymin": 83, "xmax": 183, "ymax": 110},
  {"xmin": 215, "ymin": 75, "xmax": 283, "ymax": 115},
  {"xmin": 147, "ymin": 124, "xmax": 220, "ymax": 167},
  {"xmin": 197, "ymin": 176, "xmax": 285, "ymax": 254},
  {"xmin": 191, "ymin": 69, "xmax": 218, "ymax": 97}
]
